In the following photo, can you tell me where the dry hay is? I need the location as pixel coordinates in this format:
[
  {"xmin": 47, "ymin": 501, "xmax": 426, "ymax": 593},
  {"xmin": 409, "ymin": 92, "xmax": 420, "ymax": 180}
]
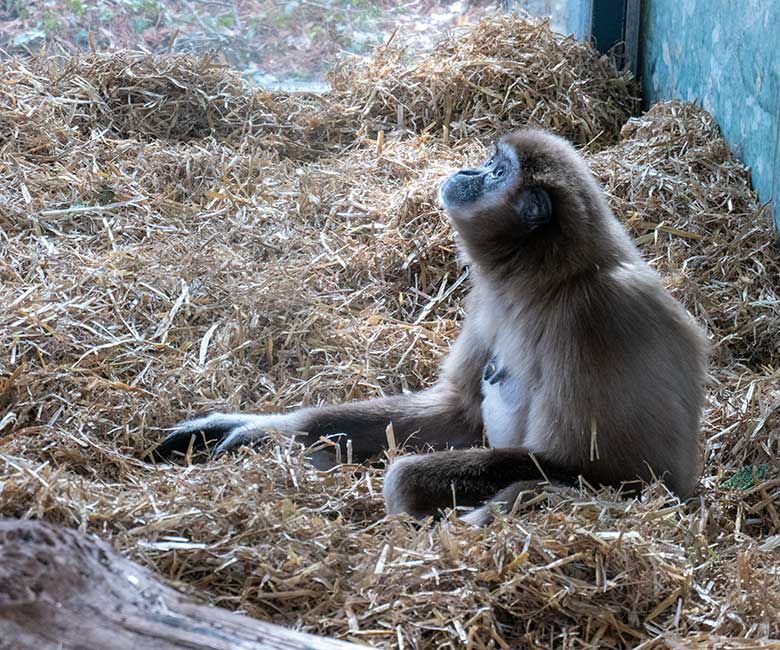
[
  {"xmin": 590, "ymin": 103, "xmax": 780, "ymax": 368},
  {"xmin": 329, "ymin": 13, "xmax": 640, "ymax": 146},
  {"xmin": 1, "ymin": 51, "xmax": 359, "ymax": 161},
  {"xmin": 1, "ymin": 12, "xmax": 780, "ymax": 650}
]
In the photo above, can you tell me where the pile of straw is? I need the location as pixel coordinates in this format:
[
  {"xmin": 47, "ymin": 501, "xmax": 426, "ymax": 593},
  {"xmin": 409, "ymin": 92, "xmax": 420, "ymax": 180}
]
[
  {"xmin": 330, "ymin": 14, "xmax": 640, "ymax": 145},
  {"xmin": 20, "ymin": 51, "xmax": 359, "ymax": 159},
  {"xmin": 1, "ymin": 13, "xmax": 778, "ymax": 649}
]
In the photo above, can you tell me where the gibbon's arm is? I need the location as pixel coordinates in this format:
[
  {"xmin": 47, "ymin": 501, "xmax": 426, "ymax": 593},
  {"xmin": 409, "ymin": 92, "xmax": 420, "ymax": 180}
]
[
  {"xmin": 153, "ymin": 318, "xmax": 489, "ymax": 464},
  {"xmin": 382, "ymin": 448, "xmax": 579, "ymax": 520}
]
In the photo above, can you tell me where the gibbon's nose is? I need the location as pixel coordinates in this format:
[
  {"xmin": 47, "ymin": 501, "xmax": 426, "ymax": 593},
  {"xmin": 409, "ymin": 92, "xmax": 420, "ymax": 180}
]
[{"xmin": 456, "ymin": 168, "xmax": 483, "ymax": 176}]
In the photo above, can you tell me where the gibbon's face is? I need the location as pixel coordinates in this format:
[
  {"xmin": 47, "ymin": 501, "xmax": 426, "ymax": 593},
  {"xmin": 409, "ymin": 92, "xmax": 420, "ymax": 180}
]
[
  {"xmin": 438, "ymin": 138, "xmax": 555, "ymax": 259},
  {"xmin": 438, "ymin": 141, "xmax": 520, "ymax": 211}
]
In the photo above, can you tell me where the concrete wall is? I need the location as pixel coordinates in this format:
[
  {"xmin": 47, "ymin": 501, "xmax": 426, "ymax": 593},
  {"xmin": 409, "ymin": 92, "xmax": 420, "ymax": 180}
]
[{"xmin": 639, "ymin": 0, "xmax": 780, "ymax": 230}]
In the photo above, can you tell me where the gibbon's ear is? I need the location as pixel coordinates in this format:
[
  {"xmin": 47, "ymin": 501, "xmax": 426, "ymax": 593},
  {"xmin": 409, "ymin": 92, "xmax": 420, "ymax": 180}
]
[{"xmin": 512, "ymin": 187, "xmax": 552, "ymax": 229}]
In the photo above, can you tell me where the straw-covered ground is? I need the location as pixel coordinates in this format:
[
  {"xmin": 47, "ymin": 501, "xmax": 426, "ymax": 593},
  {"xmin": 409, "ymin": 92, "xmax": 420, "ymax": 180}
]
[{"xmin": 1, "ymin": 13, "xmax": 779, "ymax": 650}]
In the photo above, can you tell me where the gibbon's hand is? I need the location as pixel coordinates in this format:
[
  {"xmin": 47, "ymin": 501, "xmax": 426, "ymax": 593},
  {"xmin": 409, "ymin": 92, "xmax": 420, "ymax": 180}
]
[{"xmin": 153, "ymin": 413, "xmax": 288, "ymax": 460}]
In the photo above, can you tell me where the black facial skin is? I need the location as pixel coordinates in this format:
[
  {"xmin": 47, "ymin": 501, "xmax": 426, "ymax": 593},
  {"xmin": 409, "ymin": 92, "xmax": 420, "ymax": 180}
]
[
  {"xmin": 439, "ymin": 143, "xmax": 519, "ymax": 210},
  {"xmin": 439, "ymin": 141, "xmax": 554, "ymax": 241}
]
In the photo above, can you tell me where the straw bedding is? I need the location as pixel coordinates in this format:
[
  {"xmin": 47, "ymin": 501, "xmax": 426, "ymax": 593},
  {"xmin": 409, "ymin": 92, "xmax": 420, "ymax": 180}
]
[
  {"xmin": 1, "ymin": 13, "xmax": 779, "ymax": 649},
  {"xmin": 329, "ymin": 15, "xmax": 639, "ymax": 145}
]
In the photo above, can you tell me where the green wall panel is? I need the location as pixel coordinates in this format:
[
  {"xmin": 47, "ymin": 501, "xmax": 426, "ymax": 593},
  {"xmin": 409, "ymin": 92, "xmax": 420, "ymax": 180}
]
[{"xmin": 640, "ymin": 0, "xmax": 780, "ymax": 229}]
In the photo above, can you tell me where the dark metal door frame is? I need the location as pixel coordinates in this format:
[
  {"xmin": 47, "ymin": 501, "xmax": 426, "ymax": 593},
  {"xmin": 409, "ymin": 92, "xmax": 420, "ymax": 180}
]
[{"xmin": 568, "ymin": 0, "xmax": 641, "ymax": 76}]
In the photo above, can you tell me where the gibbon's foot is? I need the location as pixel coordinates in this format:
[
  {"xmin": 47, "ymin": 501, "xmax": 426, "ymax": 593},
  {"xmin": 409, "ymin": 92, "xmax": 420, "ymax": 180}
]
[
  {"xmin": 152, "ymin": 413, "xmax": 290, "ymax": 461},
  {"xmin": 458, "ymin": 504, "xmax": 495, "ymax": 527}
]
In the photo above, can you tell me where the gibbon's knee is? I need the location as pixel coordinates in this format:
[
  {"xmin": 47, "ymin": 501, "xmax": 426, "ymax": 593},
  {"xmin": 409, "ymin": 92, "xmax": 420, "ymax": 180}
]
[{"xmin": 383, "ymin": 455, "xmax": 434, "ymax": 519}]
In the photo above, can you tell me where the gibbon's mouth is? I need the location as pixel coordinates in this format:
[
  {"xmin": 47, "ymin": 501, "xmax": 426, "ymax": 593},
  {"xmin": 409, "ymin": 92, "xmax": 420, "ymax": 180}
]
[
  {"xmin": 438, "ymin": 172, "xmax": 502, "ymax": 220},
  {"xmin": 438, "ymin": 142, "xmax": 518, "ymax": 216},
  {"xmin": 438, "ymin": 171, "xmax": 483, "ymax": 212},
  {"xmin": 437, "ymin": 175, "xmax": 456, "ymax": 211}
]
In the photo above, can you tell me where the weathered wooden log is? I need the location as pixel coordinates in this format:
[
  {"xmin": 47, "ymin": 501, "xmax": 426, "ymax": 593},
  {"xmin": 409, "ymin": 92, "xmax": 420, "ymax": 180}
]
[{"xmin": 0, "ymin": 518, "xmax": 362, "ymax": 650}]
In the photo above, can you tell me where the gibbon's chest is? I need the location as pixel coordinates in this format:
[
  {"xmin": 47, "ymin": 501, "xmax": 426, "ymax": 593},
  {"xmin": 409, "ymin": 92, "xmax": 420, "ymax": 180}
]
[{"xmin": 480, "ymin": 353, "xmax": 528, "ymax": 448}]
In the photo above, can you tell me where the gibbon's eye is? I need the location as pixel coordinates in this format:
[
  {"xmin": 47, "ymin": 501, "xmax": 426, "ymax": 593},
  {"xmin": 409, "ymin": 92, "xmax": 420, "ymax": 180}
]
[
  {"xmin": 491, "ymin": 166, "xmax": 505, "ymax": 178},
  {"xmin": 484, "ymin": 157, "xmax": 495, "ymax": 168}
]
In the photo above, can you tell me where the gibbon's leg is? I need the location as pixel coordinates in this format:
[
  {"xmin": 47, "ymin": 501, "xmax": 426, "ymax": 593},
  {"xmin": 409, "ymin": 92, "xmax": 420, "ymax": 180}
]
[
  {"xmin": 152, "ymin": 322, "xmax": 489, "ymax": 464},
  {"xmin": 382, "ymin": 448, "xmax": 578, "ymax": 520}
]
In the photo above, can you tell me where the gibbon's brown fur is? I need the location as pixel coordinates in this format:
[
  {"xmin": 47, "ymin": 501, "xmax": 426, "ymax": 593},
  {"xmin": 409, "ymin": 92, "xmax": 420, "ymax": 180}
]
[{"xmin": 154, "ymin": 128, "xmax": 710, "ymax": 524}]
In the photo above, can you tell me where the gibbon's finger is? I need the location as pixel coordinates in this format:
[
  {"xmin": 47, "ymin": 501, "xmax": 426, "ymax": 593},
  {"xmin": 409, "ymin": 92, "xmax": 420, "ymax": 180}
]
[
  {"xmin": 151, "ymin": 427, "xmax": 219, "ymax": 461},
  {"xmin": 213, "ymin": 424, "xmax": 269, "ymax": 458},
  {"xmin": 152, "ymin": 413, "xmax": 265, "ymax": 460}
]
